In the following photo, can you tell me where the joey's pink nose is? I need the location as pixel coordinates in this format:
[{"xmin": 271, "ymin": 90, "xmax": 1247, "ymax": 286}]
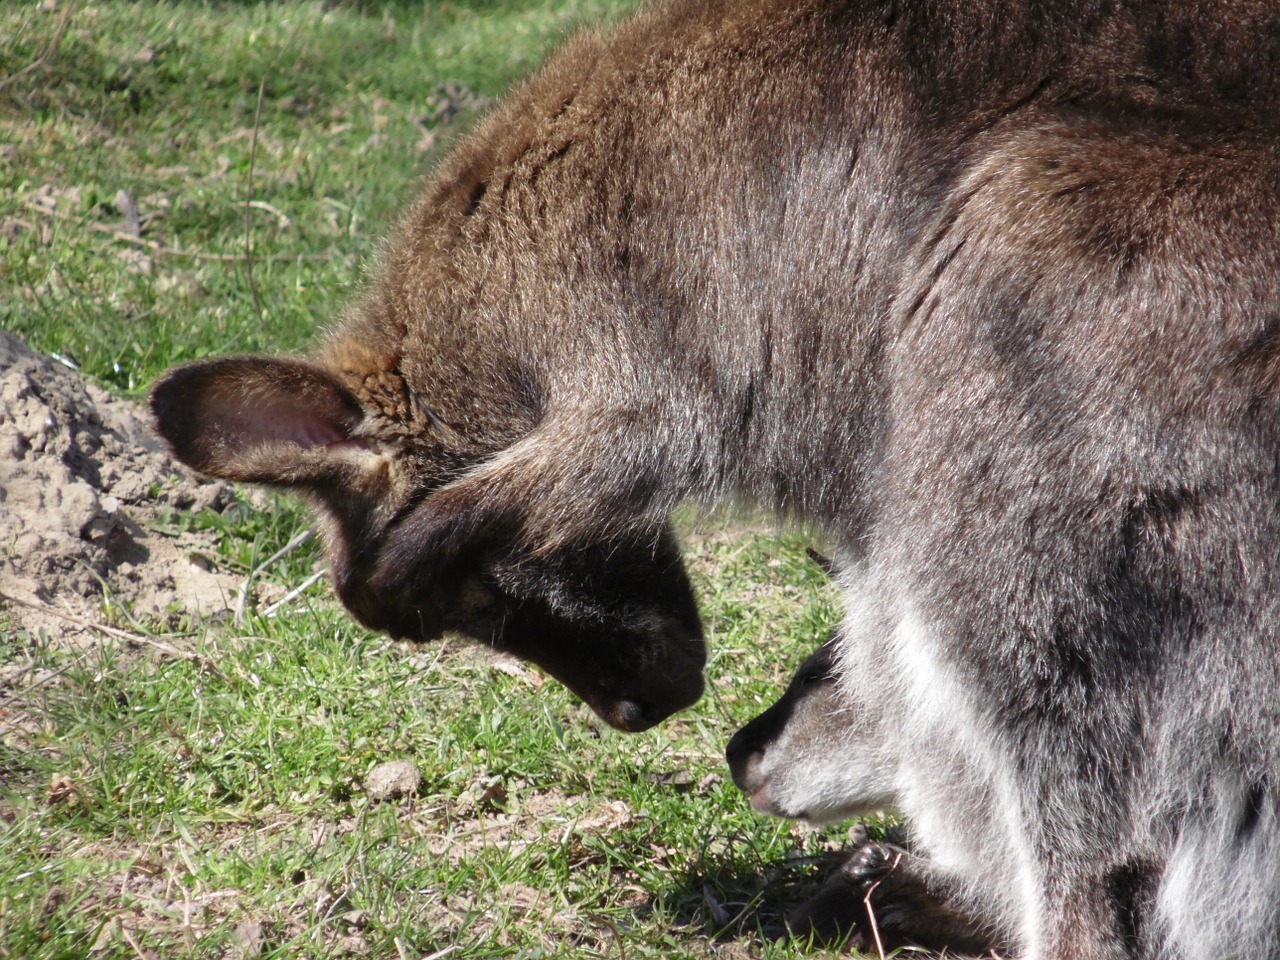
[{"xmin": 749, "ymin": 784, "xmax": 778, "ymax": 815}]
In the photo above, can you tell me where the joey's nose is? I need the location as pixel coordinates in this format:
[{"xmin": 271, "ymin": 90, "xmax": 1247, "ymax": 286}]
[
  {"xmin": 727, "ymin": 745, "xmax": 762, "ymax": 794},
  {"xmin": 725, "ymin": 726, "xmax": 759, "ymax": 785},
  {"xmin": 724, "ymin": 751, "xmax": 778, "ymax": 815}
]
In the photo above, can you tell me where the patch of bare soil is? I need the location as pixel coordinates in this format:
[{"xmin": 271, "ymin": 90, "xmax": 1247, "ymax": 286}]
[{"xmin": 0, "ymin": 331, "xmax": 237, "ymax": 637}]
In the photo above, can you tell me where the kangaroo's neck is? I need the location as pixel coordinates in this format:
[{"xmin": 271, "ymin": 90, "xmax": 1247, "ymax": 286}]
[{"xmin": 341, "ymin": 0, "xmax": 1169, "ymax": 533}]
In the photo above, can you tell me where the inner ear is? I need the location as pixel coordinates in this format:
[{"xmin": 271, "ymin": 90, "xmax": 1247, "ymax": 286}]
[{"xmin": 150, "ymin": 356, "xmax": 365, "ymax": 483}]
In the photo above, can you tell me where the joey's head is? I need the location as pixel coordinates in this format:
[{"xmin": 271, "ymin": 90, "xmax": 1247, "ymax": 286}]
[
  {"xmin": 726, "ymin": 636, "xmax": 895, "ymax": 824},
  {"xmin": 150, "ymin": 350, "xmax": 705, "ymax": 732}
]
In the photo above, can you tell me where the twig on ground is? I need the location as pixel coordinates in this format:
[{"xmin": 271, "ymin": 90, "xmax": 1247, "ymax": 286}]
[
  {"xmin": 119, "ymin": 925, "xmax": 151, "ymax": 960},
  {"xmin": 234, "ymin": 527, "xmax": 315, "ymax": 624},
  {"xmin": 261, "ymin": 569, "xmax": 327, "ymax": 619},
  {"xmin": 599, "ymin": 918, "xmax": 627, "ymax": 960},
  {"xmin": 248, "ymin": 199, "xmax": 292, "ymax": 231},
  {"xmin": 319, "ymin": 882, "xmax": 356, "ymax": 924},
  {"xmin": 0, "ymin": 591, "xmax": 224, "ymax": 678},
  {"xmin": 863, "ymin": 850, "xmax": 904, "ymax": 960},
  {"xmin": 0, "ymin": 650, "xmax": 93, "ymax": 705},
  {"xmin": 702, "ymin": 883, "xmax": 732, "ymax": 929},
  {"xmin": 0, "ymin": 2, "xmax": 73, "ymax": 93},
  {"xmin": 714, "ymin": 887, "xmax": 764, "ymax": 944}
]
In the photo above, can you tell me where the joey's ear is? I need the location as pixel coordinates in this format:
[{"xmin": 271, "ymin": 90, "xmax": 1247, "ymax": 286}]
[{"xmin": 150, "ymin": 356, "xmax": 366, "ymax": 483}]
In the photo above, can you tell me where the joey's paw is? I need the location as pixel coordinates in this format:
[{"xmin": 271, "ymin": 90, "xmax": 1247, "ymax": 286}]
[
  {"xmin": 827, "ymin": 841, "xmax": 1000, "ymax": 956},
  {"xmin": 838, "ymin": 840, "xmax": 912, "ymax": 892},
  {"xmin": 787, "ymin": 870, "xmax": 865, "ymax": 948},
  {"xmin": 787, "ymin": 842, "xmax": 913, "ymax": 950}
]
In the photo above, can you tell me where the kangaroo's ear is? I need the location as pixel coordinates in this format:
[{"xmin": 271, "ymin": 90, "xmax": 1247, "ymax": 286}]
[{"xmin": 150, "ymin": 356, "xmax": 367, "ymax": 484}]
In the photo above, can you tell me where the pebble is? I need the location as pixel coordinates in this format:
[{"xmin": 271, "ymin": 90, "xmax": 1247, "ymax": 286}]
[{"xmin": 365, "ymin": 760, "xmax": 422, "ymax": 802}]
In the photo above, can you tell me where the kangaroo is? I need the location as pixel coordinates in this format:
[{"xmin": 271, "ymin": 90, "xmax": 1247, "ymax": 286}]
[
  {"xmin": 726, "ymin": 552, "xmax": 898, "ymax": 825},
  {"xmin": 727, "ymin": 635, "xmax": 895, "ymax": 826},
  {"xmin": 151, "ymin": 1, "xmax": 1280, "ymax": 957},
  {"xmin": 727, "ymin": 629, "xmax": 1003, "ymax": 955}
]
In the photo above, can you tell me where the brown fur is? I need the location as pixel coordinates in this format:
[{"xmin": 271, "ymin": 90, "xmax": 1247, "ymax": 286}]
[{"xmin": 152, "ymin": 2, "xmax": 1280, "ymax": 957}]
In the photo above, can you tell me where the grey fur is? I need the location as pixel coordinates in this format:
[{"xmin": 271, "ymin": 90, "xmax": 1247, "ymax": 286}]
[
  {"xmin": 725, "ymin": 598, "xmax": 1007, "ymax": 955},
  {"xmin": 151, "ymin": 2, "xmax": 1280, "ymax": 957},
  {"xmin": 727, "ymin": 631, "xmax": 897, "ymax": 826}
]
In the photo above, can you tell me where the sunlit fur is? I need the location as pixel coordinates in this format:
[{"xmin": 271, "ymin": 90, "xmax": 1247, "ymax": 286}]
[
  {"xmin": 726, "ymin": 633, "xmax": 898, "ymax": 825},
  {"xmin": 152, "ymin": 2, "xmax": 1280, "ymax": 957}
]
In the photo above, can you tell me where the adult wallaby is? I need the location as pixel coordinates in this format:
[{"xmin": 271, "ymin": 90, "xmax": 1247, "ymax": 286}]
[
  {"xmin": 727, "ymin": 627, "xmax": 1002, "ymax": 955},
  {"xmin": 151, "ymin": 1, "xmax": 1280, "ymax": 957}
]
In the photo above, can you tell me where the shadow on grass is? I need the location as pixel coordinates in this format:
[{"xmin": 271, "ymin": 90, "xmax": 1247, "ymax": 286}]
[
  {"xmin": 0, "ymin": 742, "xmax": 48, "ymax": 808},
  {"xmin": 652, "ymin": 845, "xmax": 852, "ymax": 948}
]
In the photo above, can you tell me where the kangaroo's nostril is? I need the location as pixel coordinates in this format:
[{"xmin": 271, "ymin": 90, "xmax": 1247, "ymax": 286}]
[
  {"xmin": 611, "ymin": 699, "xmax": 667, "ymax": 732},
  {"xmin": 728, "ymin": 747, "xmax": 764, "ymax": 793},
  {"xmin": 638, "ymin": 700, "xmax": 669, "ymax": 727},
  {"xmin": 615, "ymin": 700, "xmax": 644, "ymax": 729}
]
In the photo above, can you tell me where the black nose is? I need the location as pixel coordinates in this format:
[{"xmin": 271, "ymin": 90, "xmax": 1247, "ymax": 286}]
[
  {"xmin": 613, "ymin": 699, "xmax": 668, "ymax": 732},
  {"xmin": 725, "ymin": 727, "xmax": 746, "ymax": 766},
  {"xmin": 725, "ymin": 726, "xmax": 755, "ymax": 781}
]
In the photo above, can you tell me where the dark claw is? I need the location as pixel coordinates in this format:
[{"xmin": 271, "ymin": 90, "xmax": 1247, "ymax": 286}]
[{"xmin": 789, "ymin": 838, "xmax": 1002, "ymax": 957}]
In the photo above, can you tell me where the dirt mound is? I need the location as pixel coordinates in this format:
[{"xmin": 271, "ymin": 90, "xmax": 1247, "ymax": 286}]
[{"xmin": 0, "ymin": 332, "xmax": 239, "ymax": 636}]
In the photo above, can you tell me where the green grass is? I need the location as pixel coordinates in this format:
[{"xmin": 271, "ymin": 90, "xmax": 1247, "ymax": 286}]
[
  {"xmin": 0, "ymin": 3, "xmax": 878, "ymax": 957},
  {"xmin": 1, "ymin": 527, "xmax": 860, "ymax": 959},
  {"xmin": 0, "ymin": 0, "xmax": 638, "ymax": 390}
]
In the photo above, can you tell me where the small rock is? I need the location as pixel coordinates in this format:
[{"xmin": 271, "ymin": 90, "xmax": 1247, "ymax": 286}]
[
  {"xmin": 42, "ymin": 885, "xmax": 63, "ymax": 916},
  {"xmin": 365, "ymin": 760, "xmax": 421, "ymax": 802},
  {"xmin": 114, "ymin": 190, "xmax": 141, "ymax": 237},
  {"xmin": 45, "ymin": 772, "xmax": 80, "ymax": 806},
  {"xmin": 465, "ymin": 774, "xmax": 507, "ymax": 811},
  {"xmin": 230, "ymin": 919, "xmax": 267, "ymax": 958},
  {"xmin": 336, "ymin": 934, "xmax": 370, "ymax": 955},
  {"xmin": 647, "ymin": 769, "xmax": 695, "ymax": 793},
  {"xmin": 340, "ymin": 909, "xmax": 370, "ymax": 931},
  {"xmin": 499, "ymin": 883, "xmax": 547, "ymax": 917}
]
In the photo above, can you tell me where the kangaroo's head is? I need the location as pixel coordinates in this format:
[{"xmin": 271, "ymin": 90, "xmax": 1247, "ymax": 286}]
[
  {"xmin": 150, "ymin": 350, "xmax": 705, "ymax": 732},
  {"xmin": 726, "ymin": 635, "xmax": 895, "ymax": 824}
]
